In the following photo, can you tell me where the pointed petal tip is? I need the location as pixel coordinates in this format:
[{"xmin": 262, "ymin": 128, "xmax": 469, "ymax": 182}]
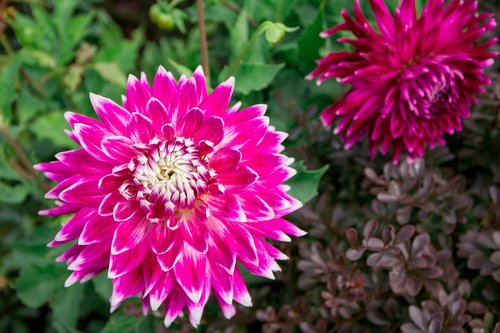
[{"xmin": 64, "ymin": 275, "xmax": 78, "ymax": 287}]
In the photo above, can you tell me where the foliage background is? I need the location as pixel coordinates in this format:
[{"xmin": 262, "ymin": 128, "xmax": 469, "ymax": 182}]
[{"xmin": 0, "ymin": 0, "xmax": 499, "ymax": 332}]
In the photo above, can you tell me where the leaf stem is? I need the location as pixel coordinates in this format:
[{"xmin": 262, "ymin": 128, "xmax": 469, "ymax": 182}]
[{"xmin": 196, "ymin": 0, "xmax": 210, "ymax": 85}]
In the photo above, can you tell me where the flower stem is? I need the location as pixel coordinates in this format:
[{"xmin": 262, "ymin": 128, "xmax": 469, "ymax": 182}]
[
  {"xmin": 225, "ymin": 22, "xmax": 269, "ymax": 79},
  {"xmin": 0, "ymin": 125, "xmax": 51, "ymax": 192},
  {"xmin": 196, "ymin": 0, "xmax": 210, "ymax": 85}
]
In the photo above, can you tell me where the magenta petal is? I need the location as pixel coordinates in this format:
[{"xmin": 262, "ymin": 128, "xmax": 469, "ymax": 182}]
[
  {"xmin": 217, "ymin": 166, "xmax": 258, "ymax": 189},
  {"xmin": 109, "ymin": 240, "xmax": 148, "ymax": 278},
  {"xmin": 59, "ymin": 178, "xmax": 103, "ymax": 206},
  {"xmin": 210, "ymin": 148, "xmax": 241, "ymax": 173},
  {"xmin": 126, "ymin": 74, "xmax": 151, "ymax": 114},
  {"xmin": 199, "ymin": 77, "xmax": 234, "ymax": 117},
  {"xmin": 157, "ymin": 238, "xmax": 182, "ymax": 271},
  {"xmin": 74, "ymin": 124, "xmax": 110, "ymax": 161},
  {"xmin": 164, "ymin": 290, "xmax": 185, "ymax": 327},
  {"xmin": 90, "ymin": 93, "xmax": 131, "ymax": 135},
  {"xmin": 79, "ymin": 212, "xmax": 116, "ymax": 245},
  {"xmin": 174, "ymin": 247, "xmax": 207, "ymax": 303},
  {"xmin": 151, "ymin": 222, "xmax": 176, "ymax": 254},
  {"xmin": 146, "ymin": 98, "xmax": 170, "ymax": 134},
  {"xmin": 111, "ymin": 217, "xmax": 149, "ymax": 254},
  {"xmin": 205, "ymin": 194, "xmax": 247, "ymax": 222},
  {"xmin": 152, "ymin": 66, "xmax": 177, "ymax": 112},
  {"xmin": 110, "ymin": 268, "xmax": 144, "ymax": 312},
  {"xmin": 180, "ymin": 107, "xmax": 204, "ymax": 138},
  {"xmin": 128, "ymin": 113, "xmax": 155, "ymax": 143},
  {"xmin": 180, "ymin": 204, "xmax": 209, "ymax": 253},
  {"xmin": 194, "ymin": 116, "xmax": 224, "ymax": 145},
  {"xmin": 112, "ymin": 200, "xmax": 139, "ymax": 222},
  {"xmin": 101, "ymin": 136, "xmax": 136, "ymax": 162}
]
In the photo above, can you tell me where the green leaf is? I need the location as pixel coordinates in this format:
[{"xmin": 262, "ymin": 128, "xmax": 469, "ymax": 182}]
[
  {"xmin": 0, "ymin": 149, "xmax": 23, "ymax": 181},
  {"xmin": 0, "ymin": 57, "xmax": 21, "ymax": 122},
  {"xmin": 168, "ymin": 59, "xmax": 193, "ymax": 77},
  {"xmin": 100, "ymin": 312, "xmax": 144, "ymax": 333},
  {"xmin": 15, "ymin": 264, "xmax": 66, "ymax": 309},
  {"xmin": 232, "ymin": 63, "xmax": 284, "ymax": 95},
  {"xmin": 52, "ymin": 284, "xmax": 84, "ymax": 333},
  {"xmin": 230, "ymin": 10, "xmax": 249, "ymax": 60},
  {"xmin": 0, "ymin": 182, "xmax": 29, "ymax": 204},
  {"xmin": 94, "ymin": 40, "xmax": 141, "ymax": 74},
  {"xmin": 30, "ymin": 111, "xmax": 74, "ymax": 147},
  {"xmin": 93, "ymin": 62, "xmax": 127, "ymax": 88},
  {"xmin": 92, "ymin": 272, "xmax": 112, "ymax": 302},
  {"xmin": 298, "ymin": 9, "xmax": 325, "ymax": 72},
  {"xmin": 287, "ymin": 161, "xmax": 329, "ymax": 204}
]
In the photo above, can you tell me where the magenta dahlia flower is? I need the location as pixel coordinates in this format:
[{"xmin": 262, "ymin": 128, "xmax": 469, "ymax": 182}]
[
  {"xmin": 35, "ymin": 66, "xmax": 304, "ymax": 327},
  {"xmin": 307, "ymin": 0, "xmax": 498, "ymax": 161}
]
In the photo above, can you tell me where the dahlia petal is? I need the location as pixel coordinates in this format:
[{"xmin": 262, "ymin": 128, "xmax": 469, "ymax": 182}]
[
  {"xmin": 147, "ymin": 98, "xmax": 170, "ymax": 134},
  {"xmin": 238, "ymin": 194, "xmax": 275, "ymax": 221},
  {"xmin": 163, "ymin": 290, "xmax": 185, "ymax": 327},
  {"xmin": 90, "ymin": 93, "xmax": 130, "ymax": 135},
  {"xmin": 232, "ymin": 267, "xmax": 252, "ymax": 307},
  {"xmin": 174, "ymin": 78, "xmax": 198, "ymax": 121},
  {"xmin": 217, "ymin": 166, "xmax": 258, "ymax": 189},
  {"xmin": 205, "ymin": 194, "xmax": 247, "ymax": 222},
  {"xmin": 110, "ymin": 268, "xmax": 144, "ymax": 312},
  {"xmin": 151, "ymin": 222, "xmax": 177, "ymax": 254},
  {"xmin": 152, "ymin": 66, "xmax": 177, "ymax": 112},
  {"xmin": 56, "ymin": 149, "xmax": 111, "ymax": 174},
  {"xmin": 194, "ymin": 116, "xmax": 224, "ymax": 145},
  {"xmin": 68, "ymin": 243, "xmax": 110, "ymax": 271},
  {"xmin": 101, "ymin": 136, "xmax": 137, "ymax": 162},
  {"xmin": 149, "ymin": 272, "xmax": 174, "ymax": 311},
  {"xmin": 64, "ymin": 111, "xmax": 103, "ymax": 130},
  {"xmin": 225, "ymin": 222, "xmax": 258, "ymax": 265},
  {"xmin": 157, "ymin": 238, "xmax": 182, "ymax": 271},
  {"xmin": 34, "ymin": 161, "xmax": 72, "ymax": 182},
  {"xmin": 180, "ymin": 107, "xmax": 205, "ymax": 138},
  {"xmin": 74, "ymin": 124, "xmax": 110, "ymax": 161},
  {"xmin": 52, "ymin": 208, "xmax": 93, "ymax": 244},
  {"xmin": 192, "ymin": 65, "xmax": 207, "ymax": 102},
  {"xmin": 215, "ymin": 294, "xmax": 236, "ymax": 319},
  {"xmin": 111, "ymin": 217, "xmax": 149, "ymax": 255},
  {"xmin": 109, "ymin": 241, "xmax": 148, "ymax": 278},
  {"xmin": 210, "ymin": 148, "xmax": 241, "ymax": 173},
  {"xmin": 79, "ymin": 212, "xmax": 116, "ymax": 245},
  {"xmin": 126, "ymin": 74, "xmax": 151, "ymax": 114},
  {"xmin": 208, "ymin": 231, "xmax": 237, "ymax": 273},
  {"xmin": 174, "ymin": 248, "xmax": 207, "ymax": 303},
  {"xmin": 98, "ymin": 191, "xmax": 122, "ymax": 216},
  {"xmin": 59, "ymin": 178, "xmax": 102, "ymax": 206},
  {"xmin": 180, "ymin": 204, "xmax": 209, "ymax": 253},
  {"xmin": 211, "ymin": 265, "xmax": 233, "ymax": 304},
  {"xmin": 112, "ymin": 200, "xmax": 139, "ymax": 222},
  {"xmin": 200, "ymin": 77, "xmax": 234, "ymax": 117},
  {"xmin": 128, "ymin": 113, "xmax": 155, "ymax": 143}
]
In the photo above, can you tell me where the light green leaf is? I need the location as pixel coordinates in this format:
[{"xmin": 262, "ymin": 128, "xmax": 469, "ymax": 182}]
[
  {"xmin": 93, "ymin": 62, "xmax": 127, "ymax": 88},
  {"xmin": 0, "ymin": 182, "xmax": 29, "ymax": 204},
  {"xmin": 232, "ymin": 63, "xmax": 284, "ymax": 94},
  {"xmin": 29, "ymin": 50, "xmax": 57, "ymax": 69},
  {"xmin": 94, "ymin": 40, "xmax": 140, "ymax": 74},
  {"xmin": 287, "ymin": 161, "xmax": 329, "ymax": 204},
  {"xmin": 30, "ymin": 111, "xmax": 74, "ymax": 147},
  {"xmin": 64, "ymin": 65, "xmax": 85, "ymax": 91}
]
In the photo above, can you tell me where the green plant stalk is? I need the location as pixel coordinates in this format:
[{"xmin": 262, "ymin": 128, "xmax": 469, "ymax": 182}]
[
  {"xmin": 196, "ymin": 0, "xmax": 210, "ymax": 85},
  {"xmin": 225, "ymin": 21, "xmax": 271, "ymax": 79},
  {"xmin": 0, "ymin": 125, "xmax": 51, "ymax": 192}
]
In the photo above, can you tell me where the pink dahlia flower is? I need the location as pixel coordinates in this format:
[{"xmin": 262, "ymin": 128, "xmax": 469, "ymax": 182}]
[
  {"xmin": 35, "ymin": 66, "xmax": 304, "ymax": 327},
  {"xmin": 308, "ymin": 0, "xmax": 498, "ymax": 161}
]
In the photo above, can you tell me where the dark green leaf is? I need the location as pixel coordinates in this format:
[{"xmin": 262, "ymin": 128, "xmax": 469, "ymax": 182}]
[
  {"xmin": 15, "ymin": 264, "xmax": 66, "ymax": 309},
  {"xmin": 297, "ymin": 9, "xmax": 325, "ymax": 72},
  {"xmin": 52, "ymin": 284, "xmax": 84, "ymax": 333},
  {"xmin": 232, "ymin": 62, "xmax": 284, "ymax": 94},
  {"xmin": 0, "ymin": 182, "xmax": 29, "ymax": 204},
  {"xmin": 287, "ymin": 161, "xmax": 329, "ymax": 204}
]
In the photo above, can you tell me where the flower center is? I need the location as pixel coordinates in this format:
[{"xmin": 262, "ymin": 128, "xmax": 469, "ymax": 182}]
[
  {"xmin": 399, "ymin": 60, "xmax": 458, "ymax": 120},
  {"xmin": 125, "ymin": 137, "xmax": 215, "ymax": 221}
]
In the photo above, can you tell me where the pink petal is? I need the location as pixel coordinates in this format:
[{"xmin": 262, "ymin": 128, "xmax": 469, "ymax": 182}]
[
  {"xmin": 174, "ymin": 247, "xmax": 207, "ymax": 303},
  {"xmin": 90, "ymin": 93, "xmax": 130, "ymax": 135}
]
